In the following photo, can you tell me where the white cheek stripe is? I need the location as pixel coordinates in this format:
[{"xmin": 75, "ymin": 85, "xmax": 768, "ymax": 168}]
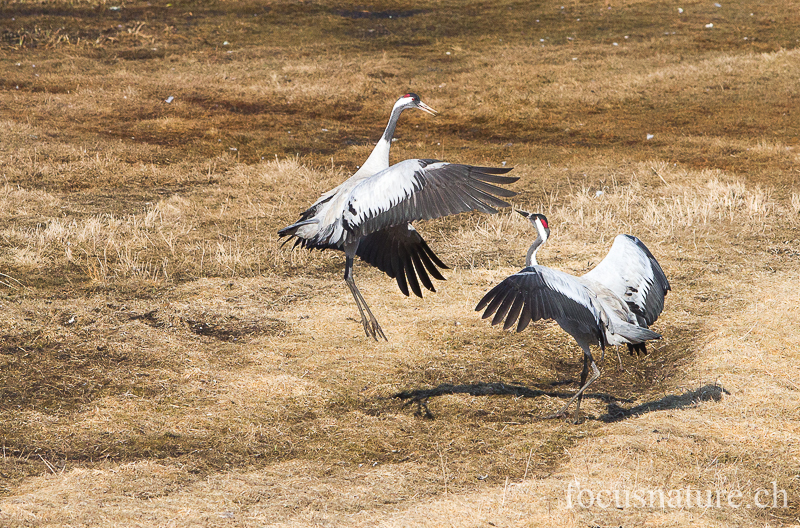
[{"xmin": 535, "ymin": 219, "xmax": 548, "ymax": 242}]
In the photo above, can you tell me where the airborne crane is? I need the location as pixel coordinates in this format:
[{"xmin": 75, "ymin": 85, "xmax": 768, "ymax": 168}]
[
  {"xmin": 280, "ymin": 94, "xmax": 518, "ymax": 340},
  {"xmin": 476, "ymin": 210, "xmax": 670, "ymax": 420}
]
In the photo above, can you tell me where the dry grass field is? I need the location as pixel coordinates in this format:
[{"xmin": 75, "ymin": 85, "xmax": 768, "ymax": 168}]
[{"xmin": 2, "ymin": 0, "xmax": 800, "ymax": 526}]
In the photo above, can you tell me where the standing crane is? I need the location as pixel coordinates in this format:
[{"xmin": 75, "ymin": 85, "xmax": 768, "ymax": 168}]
[
  {"xmin": 280, "ymin": 94, "xmax": 518, "ymax": 340},
  {"xmin": 476, "ymin": 210, "xmax": 670, "ymax": 420}
]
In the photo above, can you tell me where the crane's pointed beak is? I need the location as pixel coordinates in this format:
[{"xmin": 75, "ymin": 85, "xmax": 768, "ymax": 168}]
[
  {"xmin": 417, "ymin": 101, "xmax": 438, "ymax": 116},
  {"xmin": 515, "ymin": 209, "xmax": 531, "ymax": 217}
]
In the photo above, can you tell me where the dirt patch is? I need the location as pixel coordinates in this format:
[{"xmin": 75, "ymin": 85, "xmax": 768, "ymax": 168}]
[{"xmin": 185, "ymin": 315, "xmax": 289, "ymax": 340}]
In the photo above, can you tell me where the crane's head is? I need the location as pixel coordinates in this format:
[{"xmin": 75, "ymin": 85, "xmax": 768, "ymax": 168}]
[
  {"xmin": 394, "ymin": 93, "xmax": 438, "ymax": 116},
  {"xmin": 516, "ymin": 210, "xmax": 550, "ymax": 241}
]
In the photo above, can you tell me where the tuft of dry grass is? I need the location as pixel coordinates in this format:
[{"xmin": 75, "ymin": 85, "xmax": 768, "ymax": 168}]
[{"xmin": 2, "ymin": 0, "xmax": 800, "ymax": 526}]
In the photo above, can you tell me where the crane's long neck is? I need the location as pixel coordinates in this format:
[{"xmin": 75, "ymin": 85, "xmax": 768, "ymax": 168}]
[
  {"xmin": 526, "ymin": 236, "xmax": 544, "ymax": 267},
  {"xmin": 356, "ymin": 104, "xmax": 404, "ymax": 177},
  {"xmin": 380, "ymin": 104, "xmax": 404, "ymax": 145},
  {"xmin": 526, "ymin": 222, "xmax": 549, "ymax": 267}
]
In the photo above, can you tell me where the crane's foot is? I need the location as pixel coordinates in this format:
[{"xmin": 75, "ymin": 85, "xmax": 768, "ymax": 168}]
[
  {"xmin": 540, "ymin": 360, "xmax": 598, "ymax": 423},
  {"xmin": 541, "ymin": 409, "xmax": 569, "ymax": 420},
  {"xmin": 360, "ymin": 314, "xmax": 387, "ymax": 341},
  {"xmin": 541, "ymin": 396, "xmax": 586, "ymax": 423},
  {"xmin": 346, "ymin": 274, "xmax": 388, "ymax": 341}
]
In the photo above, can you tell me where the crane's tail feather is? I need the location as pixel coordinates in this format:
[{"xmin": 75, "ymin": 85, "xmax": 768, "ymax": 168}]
[
  {"xmin": 277, "ymin": 218, "xmax": 342, "ymax": 252},
  {"xmin": 278, "ymin": 218, "xmax": 318, "ymax": 238},
  {"xmin": 613, "ymin": 322, "xmax": 661, "ymax": 344},
  {"xmin": 278, "ymin": 219, "xmax": 314, "ymax": 247}
]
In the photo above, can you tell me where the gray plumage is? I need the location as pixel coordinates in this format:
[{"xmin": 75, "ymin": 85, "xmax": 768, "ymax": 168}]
[
  {"xmin": 280, "ymin": 94, "xmax": 518, "ymax": 340},
  {"xmin": 476, "ymin": 210, "xmax": 670, "ymax": 420}
]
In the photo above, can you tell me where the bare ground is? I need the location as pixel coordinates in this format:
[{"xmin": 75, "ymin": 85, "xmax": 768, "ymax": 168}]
[{"xmin": 1, "ymin": 0, "xmax": 800, "ymax": 526}]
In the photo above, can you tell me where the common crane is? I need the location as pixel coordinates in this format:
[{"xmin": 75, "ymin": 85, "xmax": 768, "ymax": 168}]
[
  {"xmin": 280, "ymin": 94, "xmax": 518, "ymax": 340},
  {"xmin": 476, "ymin": 210, "xmax": 670, "ymax": 420}
]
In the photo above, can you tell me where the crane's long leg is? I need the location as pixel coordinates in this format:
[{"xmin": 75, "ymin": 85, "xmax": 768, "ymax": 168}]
[
  {"xmin": 543, "ymin": 346, "xmax": 600, "ymax": 421},
  {"xmin": 344, "ymin": 255, "xmax": 387, "ymax": 341}
]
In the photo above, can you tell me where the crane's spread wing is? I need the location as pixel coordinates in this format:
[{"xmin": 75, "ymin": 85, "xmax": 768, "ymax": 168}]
[
  {"xmin": 475, "ymin": 266, "xmax": 607, "ymax": 343},
  {"xmin": 355, "ymin": 224, "xmax": 448, "ymax": 298},
  {"xmin": 582, "ymin": 234, "xmax": 670, "ymax": 327},
  {"xmin": 342, "ymin": 159, "xmax": 518, "ymax": 237}
]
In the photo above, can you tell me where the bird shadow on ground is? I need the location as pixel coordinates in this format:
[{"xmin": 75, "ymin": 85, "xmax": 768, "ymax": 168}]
[
  {"xmin": 391, "ymin": 381, "xmax": 635, "ymax": 419},
  {"xmin": 598, "ymin": 383, "xmax": 729, "ymax": 423},
  {"xmin": 391, "ymin": 382, "xmax": 728, "ymax": 421}
]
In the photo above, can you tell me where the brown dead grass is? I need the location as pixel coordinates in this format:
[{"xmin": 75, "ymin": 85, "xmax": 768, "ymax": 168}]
[{"xmin": 2, "ymin": 0, "xmax": 800, "ymax": 526}]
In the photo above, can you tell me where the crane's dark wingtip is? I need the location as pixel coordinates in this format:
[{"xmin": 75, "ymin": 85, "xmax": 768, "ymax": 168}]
[
  {"xmin": 473, "ymin": 173, "xmax": 519, "ymax": 185},
  {"xmin": 475, "ymin": 296, "xmax": 490, "ymax": 312},
  {"xmin": 627, "ymin": 342, "xmax": 649, "ymax": 356},
  {"xmin": 474, "ymin": 166, "xmax": 515, "ymax": 175}
]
